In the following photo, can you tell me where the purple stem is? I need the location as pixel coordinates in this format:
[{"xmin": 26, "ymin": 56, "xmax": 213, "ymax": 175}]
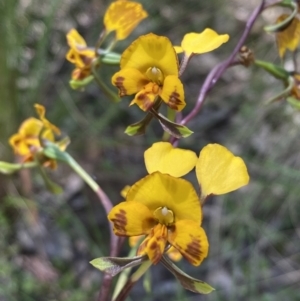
[{"xmin": 178, "ymin": 0, "xmax": 266, "ymax": 129}]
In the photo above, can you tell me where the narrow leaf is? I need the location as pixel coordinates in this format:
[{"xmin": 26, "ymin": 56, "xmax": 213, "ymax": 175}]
[
  {"xmin": 287, "ymin": 96, "xmax": 300, "ymax": 109},
  {"xmin": 254, "ymin": 60, "xmax": 290, "ymax": 80},
  {"xmin": 161, "ymin": 256, "xmax": 215, "ymax": 294},
  {"xmin": 125, "ymin": 113, "xmax": 154, "ymax": 136},
  {"xmin": 150, "ymin": 109, "xmax": 193, "ymax": 138},
  {"xmin": 90, "ymin": 255, "xmax": 148, "ymax": 277}
]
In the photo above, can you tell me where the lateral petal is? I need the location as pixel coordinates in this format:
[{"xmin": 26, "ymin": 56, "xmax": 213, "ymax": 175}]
[
  {"xmin": 108, "ymin": 201, "xmax": 155, "ymax": 236},
  {"xmin": 168, "ymin": 220, "xmax": 209, "ymax": 266},
  {"xmin": 160, "ymin": 75, "xmax": 185, "ymax": 111},
  {"xmin": 112, "ymin": 68, "xmax": 149, "ymax": 97}
]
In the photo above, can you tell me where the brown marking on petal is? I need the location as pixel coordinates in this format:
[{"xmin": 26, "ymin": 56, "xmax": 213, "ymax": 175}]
[
  {"xmin": 110, "ymin": 209, "xmax": 127, "ymax": 235},
  {"xmin": 150, "ymin": 241, "xmax": 158, "ymax": 250},
  {"xmin": 114, "ymin": 76, "xmax": 127, "ymax": 96},
  {"xmin": 185, "ymin": 237, "xmax": 201, "ymax": 260},
  {"xmin": 167, "ymin": 91, "xmax": 182, "ymax": 110},
  {"xmin": 137, "ymin": 92, "xmax": 154, "ymax": 111}
]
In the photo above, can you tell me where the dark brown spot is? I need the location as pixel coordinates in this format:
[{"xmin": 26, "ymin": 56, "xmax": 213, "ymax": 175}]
[
  {"xmin": 167, "ymin": 91, "xmax": 182, "ymax": 110},
  {"xmin": 137, "ymin": 92, "xmax": 154, "ymax": 111},
  {"xmin": 150, "ymin": 241, "xmax": 158, "ymax": 250},
  {"xmin": 111, "ymin": 209, "xmax": 127, "ymax": 235},
  {"xmin": 114, "ymin": 76, "xmax": 127, "ymax": 96}
]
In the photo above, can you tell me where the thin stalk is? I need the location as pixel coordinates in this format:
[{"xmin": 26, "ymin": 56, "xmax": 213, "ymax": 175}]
[
  {"xmin": 113, "ymin": 261, "xmax": 152, "ymax": 301},
  {"xmin": 92, "ymin": 62, "xmax": 120, "ymax": 103}
]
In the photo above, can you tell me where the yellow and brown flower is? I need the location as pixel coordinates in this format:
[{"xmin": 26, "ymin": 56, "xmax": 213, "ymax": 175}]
[{"xmin": 112, "ymin": 33, "xmax": 185, "ymax": 112}]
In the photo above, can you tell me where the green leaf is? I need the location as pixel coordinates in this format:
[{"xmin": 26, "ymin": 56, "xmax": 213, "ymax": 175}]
[
  {"xmin": 150, "ymin": 109, "xmax": 193, "ymax": 138},
  {"xmin": 254, "ymin": 60, "xmax": 290, "ymax": 80},
  {"xmin": 125, "ymin": 113, "xmax": 154, "ymax": 136},
  {"xmin": 161, "ymin": 256, "xmax": 215, "ymax": 294},
  {"xmin": 0, "ymin": 161, "xmax": 36, "ymax": 174},
  {"xmin": 90, "ymin": 255, "xmax": 148, "ymax": 277}
]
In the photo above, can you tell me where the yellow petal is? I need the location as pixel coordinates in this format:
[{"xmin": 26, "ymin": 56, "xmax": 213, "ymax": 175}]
[
  {"xmin": 129, "ymin": 235, "xmax": 144, "ymax": 247},
  {"xmin": 18, "ymin": 117, "xmax": 43, "ymax": 137},
  {"xmin": 196, "ymin": 144, "xmax": 249, "ymax": 198},
  {"xmin": 144, "ymin": 142, "xmax": 197, "ymax": 177},
  {"xmin": 108, "ymin": 201, "xmax": 156, "ymax": 236},
  {"xmin": 112, "ymin": 68, "xmax": 149, "ymax": 97},
  {"xmin": 137, "ymin": 224, "xmax": 167, "ymax": 264},
  {"xmin": 66, "ymin": 29, "xmax": 87, "ymax": 48},
  {"xmin": 120, "ymin": 185, "xmax": 131, "ymax": 198},
  {"xmin": 181, "ymin": 29, "xmax": 229, "ymax": 56},
  {"xmin": 127, "ymin": 172, "xmax": 201, "ymax": 223},
  {"xmin": 34, "ymin": 104, "xmax": 61, "ymax": 135},
  {"xmin": 168, "ymin": 220, "xmax": 209, "ymax": 266},
  {"xmin": 104, "ymin": 0, "xmax": 148, "ymax": 40},
  {"xmin": 120, "ymin": 33, "xmax": 179, "ymax": 77},
  {"xmin": 166, "ymin": 246, "xmax": 182, "ymax": 262},
  {"xmin": 174, "ymin": 46, "xmax": 183, "ymax": 54},
  {"xmin": 159, "ymin": 75, "xmax": 185, "ymax": 111},
  {"xmin": 9, "ymin": 134, "xmax": 34, "ymax": 156},
  {"xmin": 130, "ymin": 82, "xmax": 158, "ymax": 111},
  {"xmin": 276, "ymin": 15, "xmax": 300, "ymax": 58}
]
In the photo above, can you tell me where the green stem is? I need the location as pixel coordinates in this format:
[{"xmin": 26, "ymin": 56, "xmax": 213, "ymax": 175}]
[
  {"xmin": 113, "ymin": 261, "xmax": 152, "ymax": 301},
  {"xmin": 162, "ymin": 107, "xmax": 176, "ymax": 141},
  {"xmin": 95, "ymin": 29, "xmax": 108, "ymax": 57},
  {"xmin": 91, "ymin": 61, "xmax": 120, "ymax": 103},
  {"xmin": 112, "ymin": 243, "xmax": 140, "ymax": 300}
]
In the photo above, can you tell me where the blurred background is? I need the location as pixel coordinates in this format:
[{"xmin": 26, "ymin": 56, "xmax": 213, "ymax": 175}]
[{"xmin": 1, "ymin": 0, "xmax": 300, "ymax": 300}]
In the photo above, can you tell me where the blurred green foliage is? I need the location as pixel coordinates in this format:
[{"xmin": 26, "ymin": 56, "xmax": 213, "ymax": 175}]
[{"xmin": 1, "ymin": 0, "xmax": 300, "ymax": 300}]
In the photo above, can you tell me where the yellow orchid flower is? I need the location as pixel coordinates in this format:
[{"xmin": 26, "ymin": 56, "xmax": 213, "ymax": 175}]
[
  {"xmin": 108, "ymin": 172, "xmax": 209, "ymax": 266},
  {"xmin": 9, "ymin": 104, "xmax": 66, "ymax": 168},
  {"xmin": 196, "ymin": 144, "xmax": 249, "ymax": 199},
  {"xmin": 104, "ymin": 0, "xmax": 148, "ymax": 41},
  {"xmin": 112, "ymin": 33, "xmax": 185, "ymax": 112},
  {"xmin": 65, "ymin": 29, "xmax": 96, "ymax": 80},
  {"xmin": 275, "ymin": 14, "xmax": 300, "ymax": 58},
  {"xmin": 174, "ymin": 29, "xmax": 229, "ymax": 57}
]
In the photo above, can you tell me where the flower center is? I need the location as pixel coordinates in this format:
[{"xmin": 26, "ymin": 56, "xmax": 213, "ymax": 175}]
[
  {"xmin": 153, "ymin": 206, "xmax": 174, "ymax": 226},
  {"xmin": 145, "ymin": 66, "xmax": 164, "ymax": 85}
]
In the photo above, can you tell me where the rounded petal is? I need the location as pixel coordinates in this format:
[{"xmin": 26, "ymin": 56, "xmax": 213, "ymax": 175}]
[
  {"xmin": 137, "ymin": 224, "xmax": 167, "ymax": 264},
  {"xmin": 127, "ymin": 172, "xmax": 201, "ymax": 223},
  {"xmin": 18, "ymin": 117, "xmax": 43, "ymax": 137},
  {"xmin": 168, "ymin": 220, "xmax": 208, "ymax": 266},
  {"xmin": 130, "ymin": 82, "xmax": 158, "ymax": 111},
  {"xmin": 160, "ymin": 75, "xmax": 185, "ymax": 111},
  {"xmin": 108, "ymin": 201, "xmax": 156, "ymax": 236},
  {"xmin": 144, "ymin": 142, "xmax": 197, "ymax": 177},
  {"xmin": 112, "ymin": 68, "xmax": 149, "ymax": 97},
  {"xmin": 181, "ymin": 30, "xmax": 229, "ymax": 56},
  {"xmin": 196, "ymin": 144, "xmax": 250, "ymax": 197},
  {"xmin": 66, "ymin": 29, "xmax": 87, "ymax": 48},
  {"xmin": 104, "ymin": 1, "xmax": 148, "ymax": 40},
  {"xmin": 120, "ymin": 33, "xmax": 179, "ymax": 77}
]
